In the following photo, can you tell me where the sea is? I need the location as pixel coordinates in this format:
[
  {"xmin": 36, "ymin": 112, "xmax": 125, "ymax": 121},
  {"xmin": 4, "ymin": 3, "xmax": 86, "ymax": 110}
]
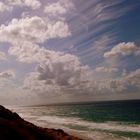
[{"xmin": 7, "ymin": 100, "xmax": 140, "ymax": 140}]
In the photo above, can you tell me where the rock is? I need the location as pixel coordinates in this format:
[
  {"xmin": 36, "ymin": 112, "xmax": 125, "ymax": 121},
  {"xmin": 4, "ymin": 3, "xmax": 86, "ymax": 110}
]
[{"xmin": 0, "ymin": 105, "xmax": 82, "ymax": 140}]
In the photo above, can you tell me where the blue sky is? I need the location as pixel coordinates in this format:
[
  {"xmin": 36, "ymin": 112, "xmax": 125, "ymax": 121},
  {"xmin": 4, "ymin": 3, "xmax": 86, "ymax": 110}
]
[{"xmin": 0, "ymin": 0, "xmax": 140, "ymax": 105}]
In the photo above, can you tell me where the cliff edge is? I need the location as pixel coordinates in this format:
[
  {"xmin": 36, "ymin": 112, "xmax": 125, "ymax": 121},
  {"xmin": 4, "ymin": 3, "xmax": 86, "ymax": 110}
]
[{"xmin": 0, "ymin": 105, "xmax": 82, "ymax": 140}]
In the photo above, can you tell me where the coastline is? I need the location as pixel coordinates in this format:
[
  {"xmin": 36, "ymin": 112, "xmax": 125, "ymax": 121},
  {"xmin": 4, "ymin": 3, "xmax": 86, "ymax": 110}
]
[
  {"xmin": 0, "ymin": 105, "xmax": 82, "ymax": 140},
  {"xmin": 27, "ymin": 116, "xmax": 140, "ymax": 140},
  {"xmin": 6, "ymin": 105, "xmax": 140, "ymax": 140}
]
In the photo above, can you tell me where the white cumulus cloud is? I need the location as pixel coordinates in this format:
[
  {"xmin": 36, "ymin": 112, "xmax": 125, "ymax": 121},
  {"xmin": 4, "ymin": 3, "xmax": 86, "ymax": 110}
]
[
  {"xmin": 20, "ymin": 45, "xmax": 93, "ymax": 96},
  {"xmin": 44, "ymin": 0, "xmax": 75, "ymax": 16},
  {"xmin": 0, "ymin": 16, "xmax": 71, "ymax": 44},
  {"xmin": 3, "ymin": 34, "xmax": 94, "ymax": 96},
  {"xmin": 104, "ymin": 42, "xmax": 140, "ymax": 58},
  {"xmin": 44, "ymin": 2, "xmax": 67, "ymax": 16}
]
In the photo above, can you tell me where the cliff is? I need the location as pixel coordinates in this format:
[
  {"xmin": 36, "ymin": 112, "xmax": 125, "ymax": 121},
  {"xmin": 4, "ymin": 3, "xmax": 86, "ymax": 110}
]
[{"xmin": 0, "ymin": 105, "xmax": 82, "ymax": 140}]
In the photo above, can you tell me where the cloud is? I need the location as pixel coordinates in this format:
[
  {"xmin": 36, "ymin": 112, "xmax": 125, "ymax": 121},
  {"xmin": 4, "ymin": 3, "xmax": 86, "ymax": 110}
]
[
  {"xmin": 22, "ymin": 0, "xmax": 41, "ymax": 10},
  {"xmin": 0, "ymin": 0, "xmax": 139, "ymax": 104},
  {"xmin": 3, "ymin": 17, "xmax": 93, "ymax": 97},
  {"xmin": 73, "ymin": 0, "xmax": 135, "ymax": 32},
  {"xmin": 0, "ymin": 51, "xmax": 7, "ymax": 61},
  {"xmin": 79, "ymin": 33, "xmax": 117, "ymax": 59},
  {"xmin": 108, "ymin": 69, "xmax": 140, "ymax": 93},
  {"xmin": 0, "ymin": 16, "xmax": 71, "ymax": 44},
  {"xmin": 95, "ymin": 67, "xmax": 118, "ymax": 73},
  {"xmin": 104, "ymin": 42, "xmax": 140, "ymax": 58},
  {"xmin": 6, "ymin": 0, "xmax": 41, "ymax": 10},
  {"xmin": 6, "ymin": 41, "xmax": 140, "ymax": 101},
  {"xmin": 44, "ymin": 2, "xmax": 67, "ymax": 16},
  {"xmin": 80, "ymin": 68, "xmax": 140, "ymax": 95},
  {"xmin": 21, "ymin": 45, "xmax": 93, "ymax": 96},
  {"xmin": 0, "ymin": 1, "xmax": 12, "ymax": 12},
  {"xmin": 0, "ymin": 70, "xmax": 15, "ymax": 80},
  {"xmin": 10, "ymin": 40, "xmax": 138, "ymax": 97},
  {"xmin": 0, "ymin": 3, "xmax": 76, "ymax": 99},
  {"xmin": 44, "ymin": 0, "xmax": 75, "ymax": 17},
  {"xmin": 8, "ymin": 42, "xmax": 42, "ymax": 63},
  {"xmin": 24, "ymin": 48, "xmax": 140, "ymax": 99}
]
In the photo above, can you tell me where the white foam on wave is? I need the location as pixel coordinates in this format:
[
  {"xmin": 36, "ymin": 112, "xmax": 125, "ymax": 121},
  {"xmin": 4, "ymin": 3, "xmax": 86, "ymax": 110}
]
[
  {"xmin": 9, "ymin": 106, "xmax": 140, "ymax": 136},
  {"xmin": 33, "ymin": 115, "xmax": 140, "ymax": 140},
  {"xmin": 30, "ymin": 115, "xmax": 140, "ymax": 133},
  {"xmin": 37, "ymin": 116, "xmax": 80, "ymax": 125}
]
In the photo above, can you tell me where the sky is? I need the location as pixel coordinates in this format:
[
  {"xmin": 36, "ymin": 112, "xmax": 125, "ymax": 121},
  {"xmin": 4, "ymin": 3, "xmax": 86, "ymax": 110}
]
[{"xmin": 0, "ymin": 0, "xmax": 140, "ymax": 105}]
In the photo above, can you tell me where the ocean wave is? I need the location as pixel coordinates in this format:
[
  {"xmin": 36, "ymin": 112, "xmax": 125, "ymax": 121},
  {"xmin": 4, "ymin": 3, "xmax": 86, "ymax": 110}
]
[
  {"xmin": 18, "ymin": 112, "xmax": 140, "ymax": 134},
  {"xmin": 8, "ymin": 106, "xmax": 140, "ymax": 140},
  {"xmin": 8, "ymin": 106, "xmax": 140, "ymax": 133}
]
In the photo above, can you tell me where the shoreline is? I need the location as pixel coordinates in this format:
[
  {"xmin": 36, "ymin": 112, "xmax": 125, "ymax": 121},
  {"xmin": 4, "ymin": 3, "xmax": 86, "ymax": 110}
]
[
  {"xmin": 29, "ymin": 118, "xmax": 140, "ymax": 140},
  {"xmin": 29, "ymin": 117, "xmax": 140, "ymax": 140},
  {"xmin": 7, "ymin": 105, "xmax": 140, "ymax": 140},
  {"xmin": 0, "ymin": 105, "xmax": 82, "ymax": 140}
]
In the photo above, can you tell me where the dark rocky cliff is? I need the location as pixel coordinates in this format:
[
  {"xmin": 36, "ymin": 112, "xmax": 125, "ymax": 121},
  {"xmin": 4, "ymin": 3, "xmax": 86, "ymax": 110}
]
[{"xmin": 0, "ymin": 105, "xmax": 82, "ymax": 140}]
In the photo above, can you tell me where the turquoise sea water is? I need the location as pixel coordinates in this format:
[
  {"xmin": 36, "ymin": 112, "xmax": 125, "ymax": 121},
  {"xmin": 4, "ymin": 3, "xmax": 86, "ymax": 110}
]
[
  {"xmin": 21, "ymin": 100, "xmax": 140, "ymax": 124},
  {"xmin": 40, "ymin": 100, "xmax": 140, "ymax": 124},
  {"xmin": 8, "ymin": 100, "xmax": 140, "ymax": 140}
]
